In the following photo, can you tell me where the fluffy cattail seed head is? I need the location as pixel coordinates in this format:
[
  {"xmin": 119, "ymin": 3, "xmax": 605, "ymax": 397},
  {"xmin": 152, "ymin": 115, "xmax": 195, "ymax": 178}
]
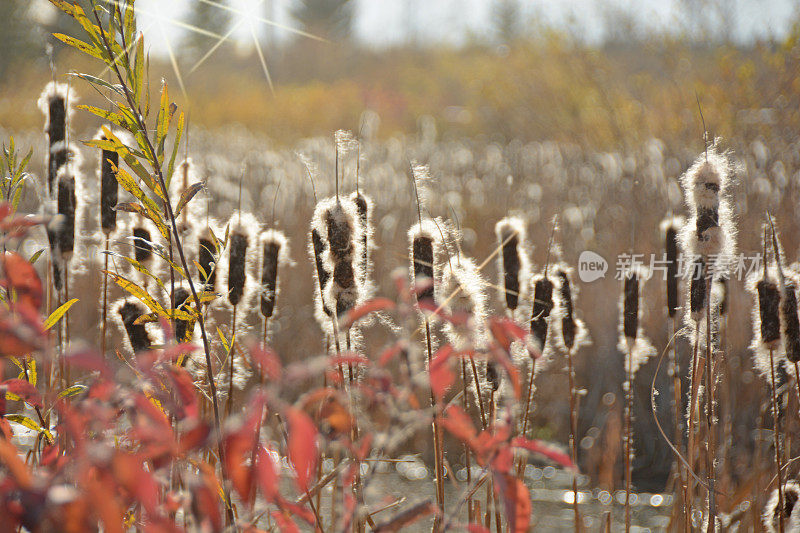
[
  {"xmin": 197, "ymin": 224, "xmax": 220, "ymax": 292},
  {"xmin": 132, "ymin": 222, "xmax": 154, "ymax": 264},
  {"xmin": 350, "ymin": 191, "xmax": 374, "ymax": 287},
  {"xmin": 438, "ymin": 256, "xmax": 488, "ymax": 351},
  {"xmin": 56, "ymin": 169, "xmax": 76, "ymax": 259},
  {"xmin": 495, "ymin": 217, "xmax": 531, "ymax": 313},
  {"xmin": 661, "ymin": 216, "xmax": 684, "ymax": 318},
  {"xmin": 309, "ymin": 227, "xmax": 332, "ymax": 318},
  {"xmin": 221, "ymin": 211, "xmax": 259, "ymax": 308},
  {"xmin": 556, "ymin": 268, "xmax": 576, "ymax": 350},
  {"xmin": 530, "ymin": 274, "xmax": 554, "ymax": 354},
  {"xmin": 408, "ymin": 218, "xmax": 443, "ymax": 308},
  {"xmin": 259, "ymin": 229, "xmax": 290, "ymax": 319},
  {"xmin": 115, "ymin": 298, "xmax": 153, "ymax": 353},
  {"xmin": 98, "ymin": 131, "xmax": 119, "ymax": 235},
  {"xmin": 312, "ymin": 197, "xmax": 363, "ymax": 318},
  {"xmin": 172, "ymin": 286, "xmax": 192, "ymax": 343},
  {"xmin": 689, "ymin": 258, "xmax": 707, "ymax": 321},
  {"xmin": 764, "ymin": 481, "xmax": 800, "ymax": 533},
  {"xmin": 618, "ymin": 266, "xmax": 656, "ymax": 374},
  {"xmin": 38, "ymin": 82, "xmax": 75, "ymax": 196}
]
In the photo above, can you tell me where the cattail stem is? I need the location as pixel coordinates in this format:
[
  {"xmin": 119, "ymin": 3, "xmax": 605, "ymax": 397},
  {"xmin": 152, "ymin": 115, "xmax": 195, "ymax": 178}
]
[
  {"xmin": 624, "ymin": 345, "xmax": 633, "ymax": 533},
  {"xmin": 425, "ymin": 319, "xmax": 445, "ymax": 532},
  {"xmin": 668, "ymin": 316, "xmax": 690, "ymax": 531},
  {"xmin": 517, "ymin": 359, "xmax": 536, "ymax": 479},
  {"xmin": 768, "ymin": 347, "xmax": 785, "ymax": 533},
  {"xmin": 226, "ymin": 305, "xmax": 238, "ymax": 417},
  {"xmin": 687, "ymin": 318, "xmax": 702, "ymax": 525},
  {"xmin": 794, "ymin": 363, "xmax": 800, "ymax": 419},
  {"xmin": 566, "ymin": 347, "xmax": 580, "ymax": 532},
  {"xmin": 461, "ymin": 358, "xmax": 474, "ymax": 523},
  {"xmin": 101, "ymin": 236, "xmax": 109, "ymax": 357},
  {"xmin": 705, "ymin": 278, "xmax": 716, "ymax": 532}
]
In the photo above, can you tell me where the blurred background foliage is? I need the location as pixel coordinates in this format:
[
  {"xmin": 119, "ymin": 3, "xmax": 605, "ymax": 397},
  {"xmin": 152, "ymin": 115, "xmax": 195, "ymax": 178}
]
[{"xmin": 0, "ymin": 0, "xmax": 798, "ymax": 150}]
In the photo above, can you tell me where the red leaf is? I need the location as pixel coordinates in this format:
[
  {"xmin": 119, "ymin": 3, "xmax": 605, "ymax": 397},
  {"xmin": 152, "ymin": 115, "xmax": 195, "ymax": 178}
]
[
  {"xmin": 489, "ymin": 317, "xmax": 539, "ymax": 359},
  {"xmin": 429, "ymin": 345, "xmax": 455, "ymax": 402},
  {"xmin": 285, "ymin": 407, "xmax": 318, "ymax": 492},
  {"xmin": 493, "ymin": 473, "xmax": 531, "ymax": 533},
  {"xmin": 111, "ymin": 451, "xmax": 160, "ymax": 515},
  {"xmin": 467, "ymin": 525, "xmax": 491, "ymax": 533},
  {"xmin": 249, "ymin": 343, "xmax": 282, "ymax": 381},
  {"xmin": 329, "ymin": 352, "xmax": 371, "ymax": 368},
  {"xmin": 1, "ymin": 252, "xmax": 43, "ymax": 311},
  {"xmin": 511, "ymin": 437, "xmax": 576, "ymax": 470},
  {"xmin": 224, "ymin": 394, "xmax": 266, "ymax": 504},
  {"xmin": 167, "ymin": 366, "xmax": 199, "ymax": 420},
  {"xmin": 488, "ymin": 344, "xmax": 521, "ymax": 399},
  {"xmin": 0, "ymin": 304, "xmax": 45, "ymax": 358},
  {"xmin": 255, "ymin": 446, "xmax": 280, "ymax": 503},
  {"xmin": 177, "ymin": 421, "xmax": 210, "ymax": 455},
  {"xmin": 341, "ymin": 297, "xmax": 395, "ymax": 329},
  {"xmin": 441, "ymin": 405, "xmax": 477, "ymax": 446},
  {"xmin": 271, "ymin": 511, "xmax": 300, "ymax": 533},
  {"xmin": 2, "ymin": 378, "xmax": 42, "ymax": 407},
  {"xmin": 377, "ymin": 340, "xmax": 408, "ymax": 367}
]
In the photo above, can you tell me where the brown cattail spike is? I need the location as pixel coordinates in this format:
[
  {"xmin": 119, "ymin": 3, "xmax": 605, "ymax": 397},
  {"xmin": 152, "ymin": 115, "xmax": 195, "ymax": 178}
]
[
  {"xmin": 133, "ymin": 226, "xmax": 153, "ymax": 264},
  {"xmin": 173, "ymin": 286, "xmax": 192, "ymax": 342},
  {"xmin": 500, "ymin": 229, "xmax": 521, "ymax": 310},
  {"xmin": 227, "ymin": 232, "xmax": 248, "ymax": 307},
  {"xmin": 689, "ymin": 258, "xmax": 706, "ymax": 318},
  {"xmin": 530, "ymin": 275, "xmax": 554, "ymax": 352},
  {"xmin": 100, "ymin": 139, "xmax": 119, "ymax": 234},
  {"xmin": 665, "ymin": 222, "xmax": 680, "ymax": 318},
  {"xmin": 623, "ymin": 270, "xmax": 639, "ymax": 341},
  {"xmin": 259, "ymin": 230, "xmax": 288, "ymax": 319},
  {"xmin": 352, "ymin": 191, "xmax": 370, "ymax": 285},
  {"xmin": 557, "ymin": 269, "xmax": 576, "ymax": 350},
  {"xmin": 198, "ymin": 236, "xmax": 216, "ymax": 291},
  {"xmin": 119, "ymin": 300, "xmax": 152, "ymax": 353},
  {"xmin": 782, "ymin": 283, "xmax": 800, "ymax": 363},
  {"xmin": 311, "ymin": 228, "xmax": 331, "ymax": 316},
  {"xmin": 56, "ymin": 172, "xmax": 76, "ymax": 258},
  {"xmin": 413, "ymin": 235, "xmax": 435, "ymax": 305},
  {"xmin": 757, "ymin": 278, "xmax": 781, "ymax": 347}
]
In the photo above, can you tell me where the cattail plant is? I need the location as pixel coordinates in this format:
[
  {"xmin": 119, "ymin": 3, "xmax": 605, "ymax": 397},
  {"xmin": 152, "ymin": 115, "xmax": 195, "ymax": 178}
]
[
  {"xmin": 219, "ymin": 211, "xmax": 259, "ymax": 415},
  {"xmin": 258, "ymin": 229, "xmax": 290, "ymax": 344},
  {"xmin": 350, "ymin": 190, "xmax": 373, "ymax": 289},
  {"xmin": 494, "ymin": 217, "xmax": 531, "ymax": 317},
  {"xmin": 749, "ymin": 224, "xmax": 786, "ymax": 533},
  {"xmin": 555, "ymin": 264, "xmax": 587, "ymax": 532},
  {"xmin": 98, "ymin": 129, "xmax": 120, "ymax": 356},
  {"xmin": 112, "ymin": 297, "xmax": 155, "ymax": 354},
  {"xmin": 764, "ymin": 481, "xmax": 800, "ymax": 533},
  {"xmin": 618, "ymin": 265, "xmax": 656, "ymax": 533},
  {"xmin": 197, "ymin": 223, "xmax": 220, "ymax": 294},
  {"xmin": 661, "ymin": 215, "xmax": 688, "ymax": 524},
  {"xmin": 37, "ymin": 82, "xmax": 74, "ymax": 197},
  {"xmin": 678, "ymin": 141, "xmax": 736, "ymax": 529}
]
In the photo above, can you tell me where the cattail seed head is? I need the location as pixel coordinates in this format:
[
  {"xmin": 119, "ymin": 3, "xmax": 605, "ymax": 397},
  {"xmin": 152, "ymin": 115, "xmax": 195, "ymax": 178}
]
[
  {"xmin": 748, "ymin": 261, "xmax": 785, "ymax": 381},
  {"xmin": 172, "ymin": 285, "xmax": 192, "ymax": 343},
  {"xmin": 661, "ymin": 216, "xmax": 684, "ymax": 319},
  {"xmin": 309, "ymin": 227, "xmax": 332, "ymax": 319},
  {"xmin": 408, "ymin": 218, "xmax": 443, "ymax": 307},
  {"xmin": 764, "ymin": 481, "xmax": 800, "ymax": 533},
  {"xmin": 132, "ymin": 222, "xmax": 154, "ymax": 265},
  {"xmin": 781, "ymin": 279, "xmax": 800, "ymax": 363},
  {"xmin": 38, "ymin": 82, "xmax": 76, "ymax": 196},
  {"xmin": 618, "ymin": 266, "xmax": 656, "ymax": 374},
  {"xmin": 438, "ymin": 256, "xmax": 488, "ymax": 351},
  {"xmin": 259, "ymin": 229, "xmax": 290, "ymax": 319},
  {"xmin": 689, "ymin": 258, "xmax": 707, "ymax": 321},
  {"xmin": 98, "ymin": 130, "xmax": 119, "ymax": 235},
  {"xmin": 530, "ymin": 274, "xmax": 554, "ymax": 354},
  {"xmin": 350, "ymin": 191, "xmax": 374, "ymax": 288},
  {"xmin": 556, "ymin": 267, "xmax": 576, "ymax": 350},
  {"xmin": 197, "ymin": 221, "xmax": 221, "ymax": 293},
  {"xmin": 495, "ymin": 217, "xmax": 531, "ymax": 313},
  {"xmin": 220, "ymin": 211, "xmax": 259, "ymax": 308},
  {"xmin": 311, "ymin": 197, "xmax": 363, "ymax": 318},
  {"xmin": 56, "ymin": 169, "xmax": 76, "ymax": 259},
  {"xmin": 113, "ymin": 298, "xmax": 153, "ymax": 353}
]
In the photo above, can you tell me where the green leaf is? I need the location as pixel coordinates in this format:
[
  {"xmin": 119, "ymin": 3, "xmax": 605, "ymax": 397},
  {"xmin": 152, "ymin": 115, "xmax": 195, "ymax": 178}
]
[
  {"xmin": 5, "ymin": 414, "xmax": 52, "ymax": 441},
  {"xmin": 104, "ymin": 271, "xmax": 169, "ymax": 318},
  {"xmin": 44, "ymin": 298, "xmax": 79, "ymax": 330},
  {"xmin": 69, "ymin": 72, "xmax": 124, "ymax": 96},
  {"xmin": 175, "ymin": 182, "xmax": 204, "ymax": 217},
  {"xmin": 52, "ymin": 33, "xmax": 104, "ymax": 60},
  {"xmin": 78, "ymin": 105, "xmax": 135, "ymax": 131},
  {"xmin": 58, "ymin": 384, "xmax": 88, "ymax": 399},
  {"xmin": 28, "ymin": 249, "xmax": 45, "ymax": 265},
  {"xmin": 166, "ymin": 112, "xmax": 185, "ymax": 185}
]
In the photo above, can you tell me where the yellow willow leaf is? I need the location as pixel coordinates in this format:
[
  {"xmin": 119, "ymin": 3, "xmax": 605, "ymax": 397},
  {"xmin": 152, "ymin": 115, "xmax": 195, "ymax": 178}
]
[
  {"xmin": 103, "ymin": 271, "xmax": 168, "ymax": 318},
  {"xmin": 44, "ymin": 299, "xmax": 79, "ymax": 330},
  {"xmin": 5, "ymin": 415, "xmax": 52, "ymax": 441},
  {"xmin": 58, "ymin": 384, "xmax": 87, "ymax": 399}
]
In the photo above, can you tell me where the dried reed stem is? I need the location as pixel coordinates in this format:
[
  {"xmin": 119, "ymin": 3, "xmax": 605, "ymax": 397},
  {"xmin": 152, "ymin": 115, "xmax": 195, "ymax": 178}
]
[
  {"xmin": 624, "ymin": 342, "xmax": 633, "ymax": 533},
  {"xmin": 768, "ymin": 346, "xmax": 785, "ymax": 533}
]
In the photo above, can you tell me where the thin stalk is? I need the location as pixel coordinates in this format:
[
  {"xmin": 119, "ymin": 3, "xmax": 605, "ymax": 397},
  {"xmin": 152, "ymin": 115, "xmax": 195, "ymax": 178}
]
[
  {"xmin": 705, "ymin": 278, "xmax": 716, "ymax": 533},
  {"xmin": 101, "ymin": 236, "xmax": 109, "ymax": 356},
  {"xmin": 567, "ymin": 347, "xmax": 580, "ymax": 532},
  {"xmin": 226, "ymin": 305, "xmax": 238, "ymax": 417},
  {"xmin": 794, "ymin": 363, "xmax": 800, "ymax": 418},
  {"xmin": 768, "ymin": 347, "xmax": 785, "ymax": 533},
  {"xmin": 425, "ymin": 318, "xmax": 445, "ymax": 532},
  {"xmin": 91, "ymin": 5, "xmax": 231, "ymax": 522},
  {"xmin": 669, "ymin": 316, "xmax": 689, "ymax": 531},
  {"xmin": 461, "ymin": 358, "xmax": 474, "ymax": 523},
  {"xmin": 687, "ymin": 320, "xmax": 701, "ymax": 525},
  {"xmin": 624, "ymin": 345, "xmax": 633, "ymax": 533}
]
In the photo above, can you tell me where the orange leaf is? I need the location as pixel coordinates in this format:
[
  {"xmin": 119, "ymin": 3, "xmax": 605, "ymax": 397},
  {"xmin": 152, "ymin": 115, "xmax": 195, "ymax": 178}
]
[
  {"xmin": 2, "ymin": 251, "xmax": 43, "ymax": 311},
  {"xmin": 286, "ymin": 408, "xmax": 318, "ymax": 492}
]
